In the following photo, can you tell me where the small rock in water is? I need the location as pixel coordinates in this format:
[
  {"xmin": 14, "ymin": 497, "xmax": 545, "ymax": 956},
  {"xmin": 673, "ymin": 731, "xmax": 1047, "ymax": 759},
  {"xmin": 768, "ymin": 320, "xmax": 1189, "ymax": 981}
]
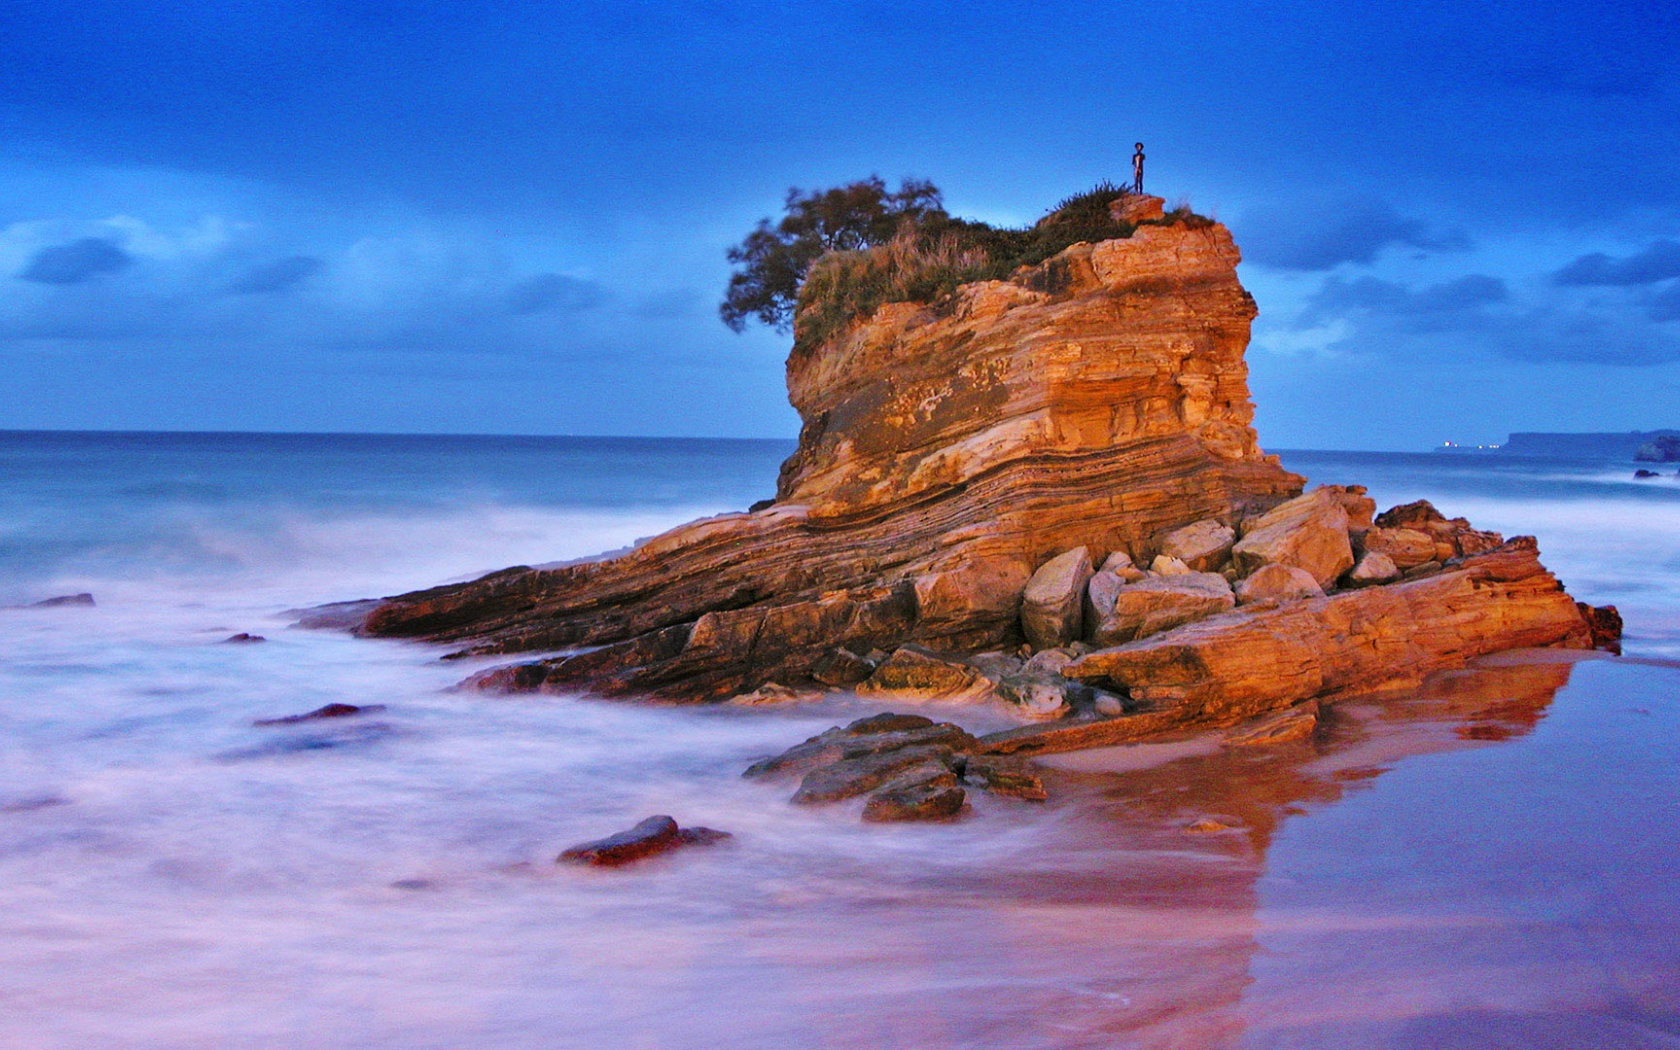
[
  {"xmin": 253, "ymin": 702, "xmax": 387, "ymax": 726},
  {"xmin": 0, "ymin": 794, "xmax": 71, "ymax": 813},
  {"xmin": 792, "ymin": 745, "xmax": 960, "ymax": 804},
  {"xmin": 223, "ymin": 632, "xmax": 266, "ymax": 644},
  {"xmin": 1634, "ymin": 469, "xmax": 1659, "ymax": 479},
  {"xmin": 27, "ymin": 593, "xmax": 95, "ymax": 608},
  {"xmin": 810, "ymin": 647, "xmax": 878, "ymax": 687},
  {"xmin": 1224, "ymin": 702, "xmax": 1321, "ymax": 746},
  {"xmin": 963, "ymin": 755, "xmax": 1048, "ymax": 800},
  {"xmin": 726, "ymin": 681, "xmax": 812, "ymax": 706},
  {"xmin": 558, "ymin": 815, "xmax": 732, "ymax": 867},
  {"xmin": 1184, "ymin": 817, "xmax": 1233, "ymax": 834}
]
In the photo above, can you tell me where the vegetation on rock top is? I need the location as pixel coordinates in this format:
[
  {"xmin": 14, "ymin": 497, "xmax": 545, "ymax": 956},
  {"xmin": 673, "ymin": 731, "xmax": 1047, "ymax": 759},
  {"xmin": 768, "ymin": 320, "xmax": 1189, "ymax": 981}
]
[{"xmin": 720, "ymin": 177, "xmax": 1211, "ymax": 352}]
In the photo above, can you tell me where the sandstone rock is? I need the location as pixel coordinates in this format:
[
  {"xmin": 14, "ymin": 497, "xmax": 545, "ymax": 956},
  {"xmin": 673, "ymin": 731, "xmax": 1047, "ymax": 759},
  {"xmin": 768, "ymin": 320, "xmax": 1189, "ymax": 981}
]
[
  {"xmin": 1359, "ymin": 527, "xmax": 1437, "ymax": 569},
  {"xmin": 558, "ymin": 815, "xmax": 733, "ymax": 867},
  {"xmin": 1402, "ymin": 561, "xmax": 1443, "ymax": 580},
  {"xmin": 1149, "ymin": 554, "xmax": 1193, "ymax": 575},
  {"xmin": 969, "ymin": 650, "xmax": 1025, "ymax": 678},
  {"xmin": 352, "ymin": 213, "xmax": 1305, "ymax": 701},
  {"xmin": 963, "ymin": 754, "xmax": 1048, "ymax": 800},
  {"xmin": 742, "ymin": 717, "xmax": 976, "ymax": 780},
  {"xmin": 727, "ymin": 682, "xmax": 815, "ymax": 705},
  {"xmin": 1099, "ymin": 551, "xmax": 1147, "ymax": 583},
  {"xmin": 996, "ymin": 672, "xmax": 1074, "ymax": 719},
  {"xmin": 1064, "ymin": 538, "xmax": 1591, "ymax": 733},
  {"xmin": 1157, "ymin": 518, "xmax": 1235, "ymax": 572},
  {"xmin": 1224, "ymin": 702, "xmax": 1321, "ymax": 746},
  {"xmin": 1576, "ymin": 602, "xmax": 1623, "ymax": 654},
  {"xmin": 253, "ymin": 703, "xmax": 387, "ymax": 726},
  {"xmin": 857, "ymin": 645, "xmax": 991, "ymax": 701},
  {"xmin": 792, "ymin": 745, "xmax": 961, "ymax": 804},
  {"xmin": 1231, "ymin": 487, "xmax": 1354, "ymax": 589},
  {"xmin": 1083, "ymin": 571, "xmax": 1125, "ymax": 635},
  {"xmin": 1021, "ymin": 547, "xmax": 1094, "ymax": 649},
  {"xmin": 1344, "ymin": 551, "xmax": 1400, "ymax": 588},
  {"xmin": 1090, "ymin": 572, "xmax": 1235, "ymax": 646},
  {"xmin": 1110, "ymin": 193, "xmax": 1167, "ymax": 223},
  {"xmin": 810, "ymin": 647, "xmax": 877, "ymax": 687},
  {"xmin": 1234, "ymin": 564, "xmax": 1323, "ymax": 606},
  {"xmin": 862, "ymin": 781, "xmax": 967, "ymax": 822},
  {"xmin": 1022, "ymin": 648, "xmax": 1075, "ymax": 675}
]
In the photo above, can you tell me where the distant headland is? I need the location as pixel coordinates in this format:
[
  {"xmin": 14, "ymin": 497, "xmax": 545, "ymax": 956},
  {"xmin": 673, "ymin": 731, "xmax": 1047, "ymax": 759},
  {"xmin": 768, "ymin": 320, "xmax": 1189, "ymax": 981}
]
[{"xmin": 1437, "ymin": 430, "xmax": 1680, "ymax": 460}]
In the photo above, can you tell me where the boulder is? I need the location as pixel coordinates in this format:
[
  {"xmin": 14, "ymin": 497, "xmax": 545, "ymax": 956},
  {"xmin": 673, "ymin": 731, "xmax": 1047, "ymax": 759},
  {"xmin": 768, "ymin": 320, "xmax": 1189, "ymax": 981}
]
[
  {"xmin": 558, "ymin": 815, "xmax": 732, "ymax": 867},
  {"xmin": 792, "ymin": 744, "xmax": 962, "ymax": 803},
  {"xmin": 1156, "ymin": 518, "xmax": 1235, "ymax": 572},
  {"xmin": 1022, "ymin": 648, "xmax": 1076, "ymax": 675},
  {"xmin": 1099, "ymin": 551, "xmax": 1147, "ymax": 582},
  {"xmin": 1150, "ymin": 554, "xmax": 1193, "ymax": 575},
  {"xmin": 1359, "ymin": 527, "xmax": 1437, "ymax": 569},
  {"xmin": 742, "ymin": 716, "xmax": 975, "ymax": 779},
  {"xmin": 1234, "ymin": 564, "xmax": 1323, "ymax": 606},
  {"xmin": 1083, "ymin": 571, "xmax": 1125, "ymax": 634},
  {"xmin": 1576, "ymin": 602, "xmax": 1623, "ymax": 654},
  {"xmin": 728, "ymin": 682, "xmax": 818, "ymax": 705},
  {"xmin": 862, "ymin": 781, "xmax": 967, "ymax": 822},
  {"xmin": 1231, "ymin": 487, "xmax": 1355, "ymax": 589},
  {"xmin": 963, "ymin": 754, "xmax": 1048, "ymax": 800},
  {"xmin": 1090, "ymin": 572, "xmax": 1235, "ymax": 646},
  {"xmin": 810, "ymin": 647, "xmax": 878, "ymax": 687},
  {"xmin": 1021, "ymin": 547, "xmax": 1094, "ymax": 649},
  {"xmin": 995, "ymin": 672, "xmax": 1075, "ymax": 719},
  {"xmin": 1224, "ymin": 702, "xmax": 1321, "ymax": 746},
  {"xmin": 1634, "ymin": 469, "xmax": 1659, "ymax": 479},
  {"xmin": 1344, "ymin": 550, "xmax": 1400, "ymax": 588},
  {"xmin": 857, "ymin": 645, "xmax": 991, "ymax": 701}
]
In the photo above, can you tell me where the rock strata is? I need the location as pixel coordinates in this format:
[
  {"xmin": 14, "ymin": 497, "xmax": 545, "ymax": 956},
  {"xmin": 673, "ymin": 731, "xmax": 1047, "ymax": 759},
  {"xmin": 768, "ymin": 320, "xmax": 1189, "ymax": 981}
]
[{"xmin": 334, "ymin": 191, "xmax": 1612, "ymax": 759}]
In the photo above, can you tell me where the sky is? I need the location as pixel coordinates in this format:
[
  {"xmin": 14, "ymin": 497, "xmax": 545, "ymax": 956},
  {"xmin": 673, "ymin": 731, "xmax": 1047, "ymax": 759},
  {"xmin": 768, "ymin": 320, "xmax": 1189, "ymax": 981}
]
[{"xmin": 1, "ymin": 0, "xmax": 1677, "ymax": 450}]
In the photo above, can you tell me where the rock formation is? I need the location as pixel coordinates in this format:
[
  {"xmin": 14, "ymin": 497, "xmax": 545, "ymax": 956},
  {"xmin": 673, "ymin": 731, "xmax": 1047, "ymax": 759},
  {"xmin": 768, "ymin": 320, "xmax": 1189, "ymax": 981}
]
[{"xmin": 343, "ymin": 192, "xmax": 1615, "ymax": 742}]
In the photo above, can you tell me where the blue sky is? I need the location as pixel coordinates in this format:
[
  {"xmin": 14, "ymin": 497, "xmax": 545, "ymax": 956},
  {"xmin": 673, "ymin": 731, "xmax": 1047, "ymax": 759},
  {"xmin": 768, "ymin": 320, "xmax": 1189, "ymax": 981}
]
[{"xmin": 1, "ymin": 0, "xmax": 1676, "ymax": 449}]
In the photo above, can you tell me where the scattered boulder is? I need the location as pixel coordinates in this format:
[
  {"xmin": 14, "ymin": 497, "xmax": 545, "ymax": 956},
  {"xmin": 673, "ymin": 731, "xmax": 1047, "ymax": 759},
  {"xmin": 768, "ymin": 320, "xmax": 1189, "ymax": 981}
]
[
  {"xmin": 1099, "ymin": 550, "xmax": 1147, "ymax": 582},
  {"xmin": 792, "ymin": 745, "xmax": 962, "ymax": 804},
  {"xmin": 1156, "ymin": 518, "xmax": 1235, "ymax": 572},
  {"xmin": 1150, "ymin": 554, "xmax": 1193, "ymax": 575},
  {"xmin": 742, "ymin": 715, "xmax": 973, "ymax": 780},
  {"xmin": 1234, "ymin": 564, "xmax": 1323, "ymax": 606},
  {"xmin": 996, "ymin": 672, "xmax": 1075, "ymax": 719},
  {"xmin": 1343, "ymin": 550, "xmax": 1401, "ymax": 588},
  {"xmin": 811, "ymin": 647, "xmax": 878, "ymax": 687},
  {"xmin": 223, "ymin": 633, "xmax": 266, "ymax": 644},
  {"xmin": 28, "ymin": 593, "xmax": 95, "ymax": 608},
  {"xmin": 1083, "ymin": 571, "xmax": 1126, "ymax": 634},
  {"xmin": 1232, "ymin": 487, "xmax": 1355, "ymax": 589},
  {"xmin": 1089, "ymin": 572, "xmax": 1235, "ymax": 646},
  {"xmin": 253, "ymin": 702, "xmax": 387, "ymax": 726},
  {"xmin": 862, "ymin": 781, "xmax": 967, "ymax": 822},
  {"xmin": 1359, "ymin": 527, "xmax": 1437, "ymax": 570},
  {"xmin": 557, "ymin": 815, "xmax": 732, "ymax": 867},
  {"xmin": 857, "ymin": 645, "xmax": 991, "ymax": 701},
  {"xmin": 1224, "ymin": 702, "xmax": 1321, "ymax": 746},
  {"xmin": 963, "ymin": 755, "xmax": 1048, "ymax": 800},
  {"xmin": 1021, "ymin": 547, "xmax": 1094, "ymax": 649},
  {"xmin": 1576, "ymin": 602, "xmax": 1623, "ymax": 654}
]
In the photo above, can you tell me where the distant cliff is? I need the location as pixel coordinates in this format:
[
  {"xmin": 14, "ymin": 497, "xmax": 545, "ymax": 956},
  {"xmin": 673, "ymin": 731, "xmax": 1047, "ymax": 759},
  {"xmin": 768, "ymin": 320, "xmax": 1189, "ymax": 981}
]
[{"xmin": 1460, "ymin": 430, "xmax": 1680, "ymax": 459}]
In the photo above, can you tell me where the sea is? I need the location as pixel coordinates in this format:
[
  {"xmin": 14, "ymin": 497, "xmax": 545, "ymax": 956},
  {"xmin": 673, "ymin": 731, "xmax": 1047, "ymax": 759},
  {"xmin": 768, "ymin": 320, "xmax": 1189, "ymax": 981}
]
[{"xmin": 2, "ymin": 431, "xmax": 1678, "ymax": 1050}]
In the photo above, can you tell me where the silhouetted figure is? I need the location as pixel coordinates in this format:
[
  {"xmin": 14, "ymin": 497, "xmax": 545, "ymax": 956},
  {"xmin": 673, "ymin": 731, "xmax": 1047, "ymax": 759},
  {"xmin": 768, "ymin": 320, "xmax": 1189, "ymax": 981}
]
[{"xmin": 1132, "ymin": 142, "xmax": 1145, "ymax": 194}]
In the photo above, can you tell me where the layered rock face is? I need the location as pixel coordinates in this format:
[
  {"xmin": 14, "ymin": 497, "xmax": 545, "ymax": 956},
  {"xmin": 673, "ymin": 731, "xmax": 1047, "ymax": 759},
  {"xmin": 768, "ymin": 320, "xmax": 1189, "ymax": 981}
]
[
  {"xmin": 352, "ymin": 196, "xmax": 1610, "ymax": 726},
  {"xmin": 356, "ymin": 201, "xmax": 1305, "ymax": 700}
]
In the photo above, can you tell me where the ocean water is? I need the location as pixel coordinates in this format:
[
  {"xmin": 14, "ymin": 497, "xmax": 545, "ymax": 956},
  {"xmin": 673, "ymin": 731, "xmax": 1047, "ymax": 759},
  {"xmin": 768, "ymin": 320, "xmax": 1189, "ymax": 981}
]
[{"xmin": 1, "ymin": 431, "xmax": 1677, "ymax": 1049}]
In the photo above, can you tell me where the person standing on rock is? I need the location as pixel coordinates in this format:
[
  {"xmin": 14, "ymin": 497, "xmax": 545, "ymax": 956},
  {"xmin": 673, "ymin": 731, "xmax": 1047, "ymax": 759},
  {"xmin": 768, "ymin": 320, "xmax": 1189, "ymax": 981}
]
[{"xmin": 1132, "ymin": 142, "xmax": 1145, "ymax": 194}]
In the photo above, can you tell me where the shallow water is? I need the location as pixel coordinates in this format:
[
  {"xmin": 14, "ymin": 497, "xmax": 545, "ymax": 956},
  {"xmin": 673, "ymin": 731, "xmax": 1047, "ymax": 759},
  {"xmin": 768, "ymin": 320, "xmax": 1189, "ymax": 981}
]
[{"xmin": 1, "ymin": 433, "xmax": 1677, "ymax": 1049}]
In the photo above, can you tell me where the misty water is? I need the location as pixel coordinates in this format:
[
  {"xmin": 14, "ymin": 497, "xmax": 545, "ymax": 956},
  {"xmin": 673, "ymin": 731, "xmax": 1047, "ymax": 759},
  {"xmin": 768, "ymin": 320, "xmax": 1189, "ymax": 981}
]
[{"xmin": 2, "ymin": 432, "xmax": 1678, "ymax": 1049}]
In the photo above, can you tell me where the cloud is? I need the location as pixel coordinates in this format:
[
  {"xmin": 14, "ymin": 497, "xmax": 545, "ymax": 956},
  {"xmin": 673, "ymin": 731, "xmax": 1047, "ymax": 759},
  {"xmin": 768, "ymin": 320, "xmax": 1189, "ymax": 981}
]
[
  {"xmin": 1307, "ymin": 274, "xmax": 1507, "ymax": 318},
  {"xmin": 18, "ymin": 238, "xmax": 133, "ymax": 284},
  {"xmin": 227, "ymin": 255, "xmax": 322, "ymax": 294},
  {"xmin": 1241, "ymin": 200, "xmax": 1470, "ymax": 271},
  {"xmin": 1552, "ymin": 240, "xmax": 1680, "ymax": 286},
  {"xmin": 505, "ymin": 273, "xmax": 607, "ymax": 315}
]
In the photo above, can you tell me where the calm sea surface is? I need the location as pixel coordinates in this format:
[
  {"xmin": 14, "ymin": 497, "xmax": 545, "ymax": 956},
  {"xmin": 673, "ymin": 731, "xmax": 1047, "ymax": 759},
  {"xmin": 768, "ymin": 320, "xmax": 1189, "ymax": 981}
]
[{"xmin": 2, "ymin": 431, "xmax": 1677, "ymax": 1049}]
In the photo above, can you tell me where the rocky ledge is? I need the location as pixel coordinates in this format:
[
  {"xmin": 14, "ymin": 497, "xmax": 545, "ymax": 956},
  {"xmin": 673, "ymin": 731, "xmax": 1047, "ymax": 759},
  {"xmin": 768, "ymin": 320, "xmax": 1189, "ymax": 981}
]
[{"xmin": 329, "ymin": 193, "xmax": 1618, "ymax": 747}]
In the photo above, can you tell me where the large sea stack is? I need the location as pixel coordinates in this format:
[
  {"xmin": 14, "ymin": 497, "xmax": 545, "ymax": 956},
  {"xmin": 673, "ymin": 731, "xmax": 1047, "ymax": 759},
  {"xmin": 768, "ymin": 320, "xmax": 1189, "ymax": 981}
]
[{"xmin": 344, "ymin": 194, "xmax": 1608, "ymax": 743}]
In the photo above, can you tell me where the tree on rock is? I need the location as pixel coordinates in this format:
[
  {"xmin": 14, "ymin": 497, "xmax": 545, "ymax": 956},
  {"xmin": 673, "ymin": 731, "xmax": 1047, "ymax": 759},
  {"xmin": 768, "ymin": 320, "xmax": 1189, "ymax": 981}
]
[{"xmin": 720, "ymin": 176, "xmax": 945, "ymax": 333}]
